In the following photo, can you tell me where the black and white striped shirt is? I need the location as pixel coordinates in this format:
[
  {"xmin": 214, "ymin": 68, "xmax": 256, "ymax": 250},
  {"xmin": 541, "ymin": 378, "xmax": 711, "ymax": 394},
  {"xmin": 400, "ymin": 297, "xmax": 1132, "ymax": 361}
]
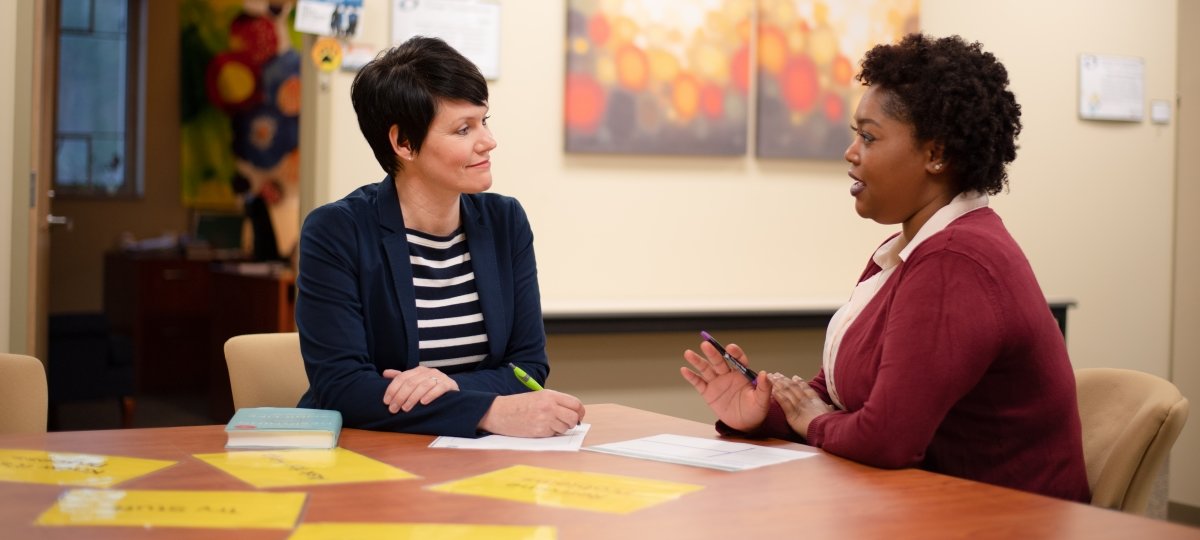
[{"xmin": 407, "ymin": 228, "xmax": 488, "ymax": 372}]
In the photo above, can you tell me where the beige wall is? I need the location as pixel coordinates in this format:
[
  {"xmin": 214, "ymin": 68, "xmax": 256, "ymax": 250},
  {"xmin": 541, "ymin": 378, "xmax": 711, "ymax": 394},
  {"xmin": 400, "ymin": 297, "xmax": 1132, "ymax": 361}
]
[
  {"xmin": 328, "ymin": 0, "xmax": 1180, "ymax": 372},
  {"xmin": 924, "ymin": 1, "xmax": 1179, "ymax": 376},
  {"xmin": 1, "ymin": 0, "xmax": 18, "ymax": 351},
  {"xmin": 1173, "ymin": 0, "xmax": 1199, "ymax": 508},
  {"xmin": 1, "ymin": 0, "xmax": 1193, "ymax": 507},
  {"xmin": 2, "ymin": 1, "xmax": 37, "ymax": 354},
  {"xmin": 314, "ymin": 0, "xmax": 1191, "ymax": 504}
]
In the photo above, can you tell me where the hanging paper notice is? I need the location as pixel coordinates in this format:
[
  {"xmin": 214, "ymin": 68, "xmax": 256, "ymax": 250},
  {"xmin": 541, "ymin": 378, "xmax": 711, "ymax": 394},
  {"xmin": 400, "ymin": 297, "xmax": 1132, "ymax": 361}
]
[
  {"xmin": 391, "ymin": 0, "xmax": 500, "ymax": 80},
  {"xmin": 295, "ymin": 0, "xmax": 365, "ymax": 38},
  {"xmin": 1079, "ymin": 53, "xmax": 1144, "ymax": 122}
]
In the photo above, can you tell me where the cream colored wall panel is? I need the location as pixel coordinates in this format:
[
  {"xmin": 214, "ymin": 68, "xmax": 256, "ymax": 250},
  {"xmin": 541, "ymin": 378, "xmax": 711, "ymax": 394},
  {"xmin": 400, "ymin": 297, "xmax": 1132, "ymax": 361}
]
[
  {"xmin": 0, "ymin": 0, "xmax": 17, "ymax": 351},
  {"xmin": 314, "ymin": 0, "xmax": 1187, "ymax": 505},
  {"xmin": 1172, "ymin": 0, "xmax": 1200, "ymax": 509},
  {"xmin": 923, "ymin": 0, "xmax": 1178, "ymax": 377}
]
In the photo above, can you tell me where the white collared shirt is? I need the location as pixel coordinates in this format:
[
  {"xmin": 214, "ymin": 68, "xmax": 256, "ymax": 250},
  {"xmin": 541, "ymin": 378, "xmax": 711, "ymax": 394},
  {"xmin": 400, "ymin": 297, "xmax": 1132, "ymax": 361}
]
[{"xmin": 821, "ymin": 191, "xmax": 990, "ymax": 409}]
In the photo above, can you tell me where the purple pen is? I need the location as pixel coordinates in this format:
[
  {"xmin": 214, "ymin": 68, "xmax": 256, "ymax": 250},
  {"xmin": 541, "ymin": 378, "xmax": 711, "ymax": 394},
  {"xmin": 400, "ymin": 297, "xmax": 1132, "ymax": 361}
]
[{"xmin": 700, "ymin": 330, "xmax": 758, "ymax": 385}]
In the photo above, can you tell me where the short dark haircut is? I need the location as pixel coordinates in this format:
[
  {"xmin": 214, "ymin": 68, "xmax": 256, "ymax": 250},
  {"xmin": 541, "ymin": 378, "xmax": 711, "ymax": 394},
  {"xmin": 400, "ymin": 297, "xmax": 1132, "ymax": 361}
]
[
  {"xmin": 351, "ymin": 36, "xmax": 489, "ymax": 176},
  {"xmin": 857, "ymin": 33, "xmax": 1022, "ymax": 196}
]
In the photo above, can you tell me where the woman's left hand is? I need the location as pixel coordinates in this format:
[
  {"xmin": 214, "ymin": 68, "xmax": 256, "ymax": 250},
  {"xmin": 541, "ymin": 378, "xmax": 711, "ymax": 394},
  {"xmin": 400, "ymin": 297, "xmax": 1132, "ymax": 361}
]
[
  {"xmin": 769, "ymin": 373, "xmax": 834, "ymax": 437},
  {"xmin": 381, "ymin": 367, "xmax": 460, "ymax": 413}
]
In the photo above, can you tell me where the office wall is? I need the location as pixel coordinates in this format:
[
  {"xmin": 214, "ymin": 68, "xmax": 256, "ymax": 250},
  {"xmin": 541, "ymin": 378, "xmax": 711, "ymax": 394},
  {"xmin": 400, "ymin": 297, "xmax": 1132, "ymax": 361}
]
[
  {"xmin": 922, "ymin": 0, "xmax": 1187, "ymax": 506},
  {"xmin": 0, "ymin": 0, "xmax": 1185, "ymax": 510},
  {"xmin": 309, "ymin": 0, "xmax": 1188, "ymax": 505},
  {"xmin": 1, "ymin": 0, "xmax": 18, "ymax": 351},
  {"xmin": 2, "ymin": 0, "xmax": 36, "ymax": 354},
  {"xmin": 1173, "ymin": 0, "xmax": 1199, "ymax": 509},
  {"xmin": 320, "ymin": 0, "xmax": 1179, "ymax": 373}
]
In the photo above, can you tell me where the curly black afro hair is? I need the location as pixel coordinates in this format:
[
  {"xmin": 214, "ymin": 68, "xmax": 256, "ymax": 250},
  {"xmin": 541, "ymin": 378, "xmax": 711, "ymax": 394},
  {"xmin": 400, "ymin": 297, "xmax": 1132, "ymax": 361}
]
[{"xmin": 857, "ymin": 33, "xmax": 1021, "ymax": 196}]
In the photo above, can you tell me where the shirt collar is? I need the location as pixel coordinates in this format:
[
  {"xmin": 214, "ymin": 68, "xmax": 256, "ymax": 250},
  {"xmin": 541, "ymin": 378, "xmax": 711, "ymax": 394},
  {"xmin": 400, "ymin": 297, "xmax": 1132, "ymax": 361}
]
[{"xmin": 871, "ymin": 191, "xmax": 990, "ymax": 268}]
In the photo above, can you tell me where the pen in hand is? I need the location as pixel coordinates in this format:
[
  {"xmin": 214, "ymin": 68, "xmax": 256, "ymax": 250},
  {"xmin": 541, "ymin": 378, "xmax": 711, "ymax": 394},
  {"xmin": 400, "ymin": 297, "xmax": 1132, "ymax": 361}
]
[
  {"xmin": 510, "ymin": 363, "xmax": 544, "ymax": 391},
  {"xmin": 700, "ymin": 331, "xmax": 758, "ymax": 386}
]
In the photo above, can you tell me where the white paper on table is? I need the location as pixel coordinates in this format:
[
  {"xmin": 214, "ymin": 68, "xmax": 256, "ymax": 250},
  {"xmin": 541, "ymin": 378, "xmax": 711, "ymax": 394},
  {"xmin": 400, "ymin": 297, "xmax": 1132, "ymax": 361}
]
[
  {"xmin": 429, "ymin": 423, "xmax": 590, "ymax": 451},
  {"xmin": 584, "ymin": 434, "xmax": 817, "ymax": 471}
]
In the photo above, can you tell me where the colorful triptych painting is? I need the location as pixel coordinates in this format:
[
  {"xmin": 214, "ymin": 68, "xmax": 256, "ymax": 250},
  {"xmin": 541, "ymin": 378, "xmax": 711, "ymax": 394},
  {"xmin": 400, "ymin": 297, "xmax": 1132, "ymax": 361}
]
[
  {"xmin": 756, "ymin": 0, "xmax": 918, "ymax": 158},
  {"xmin": 564, "ymin": 0, "xmax": 752, "ymax": 155},
  {"xmin": 564, "ymin": 0, "xmax": 919, "ymax": 160}
]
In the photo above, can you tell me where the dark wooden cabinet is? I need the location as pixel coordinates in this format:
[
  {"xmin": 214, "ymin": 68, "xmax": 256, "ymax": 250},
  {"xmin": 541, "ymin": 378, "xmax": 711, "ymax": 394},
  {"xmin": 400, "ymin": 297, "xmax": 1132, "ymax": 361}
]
[
  {"xmin": 207, "ymin": 266, "xmax": 296, "ymax": 421},
  {"xmin": 104, "ymin": 253, "xmax": 296, "ymax": 421},
  {"xmin": 103, "ymin": 252, "xmax": 212, "ymax": 396}
]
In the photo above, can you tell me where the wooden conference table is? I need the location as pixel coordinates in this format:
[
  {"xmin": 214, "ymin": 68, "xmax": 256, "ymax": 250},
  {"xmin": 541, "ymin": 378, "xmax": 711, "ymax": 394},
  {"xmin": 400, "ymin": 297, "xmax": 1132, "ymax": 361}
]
[{"xmin": 1, "ymin": 404, "xmax": 1197, "ymax": 539}]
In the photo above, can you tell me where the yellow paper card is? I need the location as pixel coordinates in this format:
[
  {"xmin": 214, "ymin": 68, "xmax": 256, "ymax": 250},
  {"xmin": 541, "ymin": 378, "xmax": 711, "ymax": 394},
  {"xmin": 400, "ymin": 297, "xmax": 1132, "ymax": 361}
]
[
  {"xmin": 427, "ymin": 464, "xmax": 703, "ymax": 514},
  {"xmin": 36, "ymin": 488, "xmax": 306, "ymax": 529},
  {"xmin": 0, "ymin": 449, "xmax": 175, "ymax": 488},
  {"xmin": 289, "ymin": 522, "xmax": 556, "ymax": 540},
  {"xmin": 194, "ymin": 447, "xmax": 418, "ymax": 488}
]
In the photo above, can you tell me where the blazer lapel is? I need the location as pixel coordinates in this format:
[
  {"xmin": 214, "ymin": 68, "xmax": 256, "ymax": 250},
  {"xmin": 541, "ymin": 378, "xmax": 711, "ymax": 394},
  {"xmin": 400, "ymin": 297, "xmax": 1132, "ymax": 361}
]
[
  {"xmin": 377, "ymin": 177, "xmax": 421, "ymax": 367},
  {"xmin": 462, "ymin": 196, "xmax": 509, "ymax": 361}
]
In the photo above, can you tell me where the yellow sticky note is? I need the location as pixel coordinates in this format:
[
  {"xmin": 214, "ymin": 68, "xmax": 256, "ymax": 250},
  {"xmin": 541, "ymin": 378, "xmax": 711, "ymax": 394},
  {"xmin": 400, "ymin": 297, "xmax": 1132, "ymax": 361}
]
[
  {"xmin": 194, "ymin": 447, "xmax": 418, "ymax": 488},
  {"xmin": 289, "ymin": 522, "xmax": 556, "ymax": 540},
  {"xmin": 427, "ymin": 464, "xmax": 703, "ymax": 515},
  {"xmin": 36, "ymin": 488, "xmax": 305, "ymax": 529},
  {"xmin": 0, "ymin": 449, "xmax": 175, "ymax": 488}
]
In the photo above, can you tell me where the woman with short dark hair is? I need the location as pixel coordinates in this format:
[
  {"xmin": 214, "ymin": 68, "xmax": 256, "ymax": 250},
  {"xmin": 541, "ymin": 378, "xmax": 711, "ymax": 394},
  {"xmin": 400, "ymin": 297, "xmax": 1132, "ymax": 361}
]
[{"xmin": 296, "ymin": 36, "xmax": 585, "ymax": 437}]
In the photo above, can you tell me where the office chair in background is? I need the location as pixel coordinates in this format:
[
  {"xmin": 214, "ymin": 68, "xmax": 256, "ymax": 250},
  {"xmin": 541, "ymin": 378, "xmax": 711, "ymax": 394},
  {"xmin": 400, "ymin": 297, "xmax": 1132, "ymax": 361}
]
[
  {"xmin": 1076, "ymin": 367, "xmax": 1189, "ymax": 516},
  {"xmin": 224, "ymin": 332, "xmax": 309, "ymax": 410},
  {"xmin": 0, "ymin": 353, "xmax": 49, "ymax": 434}
]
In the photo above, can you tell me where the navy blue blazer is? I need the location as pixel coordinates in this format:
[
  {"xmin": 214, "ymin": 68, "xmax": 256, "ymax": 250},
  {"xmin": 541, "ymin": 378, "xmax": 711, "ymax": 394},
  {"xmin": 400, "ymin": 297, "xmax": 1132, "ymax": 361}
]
[{"xmin": 295, "ymin": 177, "xmax": 548, "ymax": 437}]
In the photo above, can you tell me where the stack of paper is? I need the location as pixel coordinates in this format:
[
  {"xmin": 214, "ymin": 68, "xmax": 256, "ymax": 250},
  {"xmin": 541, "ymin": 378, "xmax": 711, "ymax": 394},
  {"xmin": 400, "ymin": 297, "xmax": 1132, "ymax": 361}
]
[
  {"xmin": 584, "ymin": 434, "xmax": 817, "ymax": 471},
  {"xmin": 429, "ymin": 424, "xmax": 590, "ymax": 451}
]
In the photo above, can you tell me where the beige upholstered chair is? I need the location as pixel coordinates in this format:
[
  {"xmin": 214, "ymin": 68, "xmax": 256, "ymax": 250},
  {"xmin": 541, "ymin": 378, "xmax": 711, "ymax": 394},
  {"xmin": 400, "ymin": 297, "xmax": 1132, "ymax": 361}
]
[
  {"xmin": 224, "ymin": 333, "xmax": 310, "ymax": 410},
  {"xmin": 0, "ymin": 353, "xmax": 49, "ymax": 434},
  {"xmin": 1076, "ymin": 367, "xmax": 1189, "ymax": 515}
]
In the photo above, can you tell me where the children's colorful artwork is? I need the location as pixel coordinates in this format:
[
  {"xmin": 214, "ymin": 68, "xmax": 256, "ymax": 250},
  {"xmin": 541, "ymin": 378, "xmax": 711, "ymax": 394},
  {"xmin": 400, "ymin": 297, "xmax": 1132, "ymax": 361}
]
[{"xmin": 180, "ymin": 0, "xmax": 303, "ymax": 259}]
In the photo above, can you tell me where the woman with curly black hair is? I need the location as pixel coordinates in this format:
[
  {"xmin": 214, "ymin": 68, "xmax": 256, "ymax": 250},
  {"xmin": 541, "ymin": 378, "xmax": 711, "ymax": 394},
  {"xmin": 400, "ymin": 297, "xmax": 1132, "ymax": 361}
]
[{"xmin": 681, "ymin": 33, "xmax": 1089, "ymax": 502}]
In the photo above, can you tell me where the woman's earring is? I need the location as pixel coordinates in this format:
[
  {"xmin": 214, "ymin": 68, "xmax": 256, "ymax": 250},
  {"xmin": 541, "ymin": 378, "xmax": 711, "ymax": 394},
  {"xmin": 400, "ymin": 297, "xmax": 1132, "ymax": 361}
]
[{"xmin": 934, "ymin": 162, "xmax": 943, "ymax": 170}]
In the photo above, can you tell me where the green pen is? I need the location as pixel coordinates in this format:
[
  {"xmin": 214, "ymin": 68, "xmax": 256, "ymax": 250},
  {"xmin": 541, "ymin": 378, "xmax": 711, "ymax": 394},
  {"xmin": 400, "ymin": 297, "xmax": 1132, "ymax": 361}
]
[{"xmin": 509, "ymin": 363, "xmax": 544, "ymax": 391}]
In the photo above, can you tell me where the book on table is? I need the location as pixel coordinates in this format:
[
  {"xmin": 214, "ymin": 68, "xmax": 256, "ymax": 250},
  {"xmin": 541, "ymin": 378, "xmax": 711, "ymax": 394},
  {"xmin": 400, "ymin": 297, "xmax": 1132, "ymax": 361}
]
[{"xmin": 225, "ymin": 407, "xmax": 343, "ymax": 449}]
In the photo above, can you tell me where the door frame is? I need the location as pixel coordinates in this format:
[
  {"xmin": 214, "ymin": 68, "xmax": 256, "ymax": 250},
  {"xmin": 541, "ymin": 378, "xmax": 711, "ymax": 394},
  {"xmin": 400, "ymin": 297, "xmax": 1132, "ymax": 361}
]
[{"xmin": 7, "ymin": 0, "xmax": 48, "ymax": 360}]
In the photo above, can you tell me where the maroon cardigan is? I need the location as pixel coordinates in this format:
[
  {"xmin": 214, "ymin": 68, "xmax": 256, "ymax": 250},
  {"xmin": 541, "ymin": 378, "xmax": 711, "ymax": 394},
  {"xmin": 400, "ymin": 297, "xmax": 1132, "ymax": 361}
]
[{"xmin": 722, "ymin": 208, "xmax": 1090, "ymax": 503}]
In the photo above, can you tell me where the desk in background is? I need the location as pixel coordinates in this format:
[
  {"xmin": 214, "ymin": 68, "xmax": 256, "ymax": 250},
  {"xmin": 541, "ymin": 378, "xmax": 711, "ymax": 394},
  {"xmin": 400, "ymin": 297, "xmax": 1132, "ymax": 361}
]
[
  {"xmin": 103, "ymin": 252, "xmax": 295, "ymax": 421},
  {"xmin": 103, "ymin": 251, "xmax": 213, "ymax": 395},
  {"xmin": 1, "ymin": 404, "xmax": 1194, "ymax": 539},
  {"xmin": 207, "ymin": 264, "xmax": 296, "ymax": 421}
]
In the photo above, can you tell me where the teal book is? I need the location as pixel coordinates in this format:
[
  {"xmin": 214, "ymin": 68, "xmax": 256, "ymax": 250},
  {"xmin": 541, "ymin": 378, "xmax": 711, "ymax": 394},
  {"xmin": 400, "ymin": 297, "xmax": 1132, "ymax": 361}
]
[{"xmin": 225, "ymin": 407, "xmax": 343, "ymax": 449}]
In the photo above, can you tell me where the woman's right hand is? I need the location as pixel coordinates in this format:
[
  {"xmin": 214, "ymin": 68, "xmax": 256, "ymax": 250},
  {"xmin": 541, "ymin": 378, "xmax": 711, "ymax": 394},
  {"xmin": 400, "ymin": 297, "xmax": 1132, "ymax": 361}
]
[
  {"xmin": 679, "ymin": 340, "xmax": 771, "ymax": 432},
  {"xmin": 477, "ymin": 390, "xmax": 586, "ymax": 437}
]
